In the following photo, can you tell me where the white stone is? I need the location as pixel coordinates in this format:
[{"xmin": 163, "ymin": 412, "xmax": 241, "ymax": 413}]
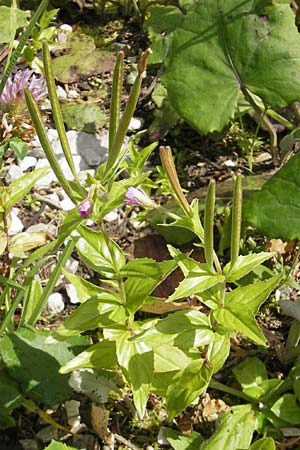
[
  {"xmin": 76, "ymin": 132, "xmax": 107, "ymax": 166},
  {"xmin": 59, "ymin": 23, "xmax": 73, "ymax": 32},
  {"xmin": 36, "ymin": 425, "xmax": 58, "ymax": 443},
  {"xmin": 44, "ymin": 193, "xmax": 61, "ymax": 208},
  {"xmin": 104, "ymin": 210, "xmax": 119, "ymax": 222},
  {"xmin": 65, "ymin": 257, "xmax": 79, "ymax": 273},
  {"xmin": 35, "ymin": 159, "xmax": 55, "ymax": 187},
  {"xmin": 67, "ymin": 89, "xmax": 79, "ymax": 99},
  {"xmin": 223, "ymin": 159, "xmax": 236, "ymax": 167},
  {"xmin": 128, "ymin": 117, "xmax": 144, "ymax": 131},
  {"xmin": 5, "ymin": 164, "xmax": 23, "ymax": 183},
  {"xmin": 8, "ymin": 208, "xmax": 24, "ymax": 235},
  {"xmin": 19, "ymin": 156, "xmax": 37, "ymax": 171},
  {"xmin": 65, "ymin": 400, "xmax": 81, "ymax": 429},
  {"xmin": 56, "ymin": 85, "xmax": 67, "ymax": 99},
  {"xmin": 66, "ymin": 283, "xmax": 81, "ymax": 304},
  {"xmin": 47, "ymin": 292, "xmax": 65, "ymax": 314},
  {"xmin": 60, "ymin": 197, "xmax": 76, "ymax": 211}
]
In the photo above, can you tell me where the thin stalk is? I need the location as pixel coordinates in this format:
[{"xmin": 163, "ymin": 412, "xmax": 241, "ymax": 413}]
[
  {"xmin": 230, "ymin": 174, "xmax": 242, "ymax": 268},
  {"xmin": 204, "ymin": 180, "xmax": 216, "ymax": 273},
  {"xmin": 160, "ymin": 146, "xmax": 191, "ymax": 216},
  {"xmin": 25, "ymin": 88, "xmax": 77, "ymax": 203},
  {"xmin": 28, "ymin": 239, "xmax": 75, "ymax": 325},
  {"xmin": 209, "ymin": 379, "xmax": 256, "ymax": 403},
  {"xmin": 0, "ymin": 0, "xmax": 48, "ymax": 95},
  {"xmin": 109, "ymin": 51, "xmax": 124, "ymax": 152},
  {"xmin": 103, "ymin": 49, "xmax": 151, "ymax": 178},
  {"xmin": 0, "ymin": 283, "xmax": 24, "ymax": 335},
  {"xmin": 42, "ymin": 41, "xmax": 79, "ymax": 183}
]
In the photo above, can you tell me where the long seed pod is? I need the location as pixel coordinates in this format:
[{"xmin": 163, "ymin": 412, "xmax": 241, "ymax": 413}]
[
  {"xmin": 43, "ymin": 41, "xmax": 79, "ymax": 183},
  {"xmin": 204, "ymin": 180, "xmax": 216, "ymax": 273},
  {"xmin": 25, "ymin": 88, "xmax": 77, "ymax": 203},
  {"xmin": 109, "ymin": 51, "xmax": 124, "ymax": 153},
  {"xmin": 230, "ymin": 174, "xmax": 242, "ymax": 267}
]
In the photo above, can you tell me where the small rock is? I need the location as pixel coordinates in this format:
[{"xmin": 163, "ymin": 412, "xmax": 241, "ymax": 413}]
[
  {"xmin": 65, "ymin": 257, "xmax": 79, "ymax": 274},
  {"xmin": 65, "ymin": 399, "xmax": 81, "ymax": 429},
  {"xmin": 44, "ymin": 193, "xmax": 61, "ymax": 208},
  {"xmin": 77, "ymin": 132, "xmax": 108, "ymax": 166},
  {"xmin": 19, "ymin": 439, "xmax": 39, "ymax": 450},
  {"xmin": 19, "ymin": 156, "xmax": 37, "ymax": 172},
  {"xmin": 56, "ymin": 85, "xmax": 67, "ymax": 99},
  {"xmin": 35, "ymin": 159, "xmax": 56, "ymax": 187},
  {"xmin": 66, "ymin": 283, "xmax": 80, "ymax": 304},
  {"xmin": 128, "ymin": 116, "xmax": 144, "ymax": 131},
  {"xmin": 104, "ymin": 210, "xmax": 119, "ymax": 222},
  {"xmin": 47, "ymin": 292, "xmax": 65, "ymax": 314},
  {"xmin": 59, "ymin": 23, "xmax": 73, "ymax": 32},
  {"xmin": 67, "ymin": 89, "xmax": 79, "ymax": 99},
  {"xmin": 5, "ymin": 164, "xmax": 23, "ymax": 183},
  {"xmin": 36, "ymin": 425, "xmax": 58, "ymax": 443},
  {"xmin": 223, "ymin": 159, "xmax": 236, "ymax": 167},
  {"xmin": 8, "ymin": 208, "xmax": 24, "ymax": 235},
  {"xmin": 60, "ymin": 197, "xmax": 76, "ymax": 211}
]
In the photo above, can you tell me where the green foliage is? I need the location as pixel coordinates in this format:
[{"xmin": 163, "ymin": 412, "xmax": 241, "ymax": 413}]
[
  {"xmin": 161, "ymin": 1, "xmax": 300, "ymax": 134},
  {"xmin": 0, "ymin": 6, "xmax": 29, "ymax": 45},
  {"xmin": 61, "ymin": 102, "xmax": 106, "ymax": 133},
  {"xmin": 44, "ymin": 441, "xmax": 77, "ymax": 450},
  {"xmin": 244, "ymin": 153, "xmax": 300, "ymax": 240}
]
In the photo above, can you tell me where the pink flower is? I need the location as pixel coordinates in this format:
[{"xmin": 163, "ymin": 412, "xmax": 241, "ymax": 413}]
[
  {"xmin": 124, "ymin": 187, "xmax": 156, "ymax": 208},
  {"xmin": 78, "ymin": 199, "xmax": 93, "ymax": 219},
  {"xmin": 0, "ymin": 69, "xmax": 47, "ymax": 111}
]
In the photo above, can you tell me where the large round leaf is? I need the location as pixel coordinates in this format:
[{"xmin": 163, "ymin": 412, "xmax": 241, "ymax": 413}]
[{"xmin": 162, "ymin": 0, "xmax": 300, "ymax": 133}]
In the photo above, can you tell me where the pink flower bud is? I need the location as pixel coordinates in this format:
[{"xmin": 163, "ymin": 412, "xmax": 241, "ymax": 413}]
[
  {"xmin": 78, "ymin": 199, "xmax": 93, "ymax": 218},
  {"xmin": 124, "ymin": 187, "xmax": 156, "ymax": 209}
]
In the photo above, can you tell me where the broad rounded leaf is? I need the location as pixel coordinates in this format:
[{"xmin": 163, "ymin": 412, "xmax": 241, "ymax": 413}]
[
  {"xmin": 162, "ymin": 1, "xmax": 300, "ymax": 133},
  {"xmin": 244, "ymin": 154, "xmax": 300, "ymax": 240}
]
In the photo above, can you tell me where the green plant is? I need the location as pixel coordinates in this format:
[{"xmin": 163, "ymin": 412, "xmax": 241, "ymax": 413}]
[{"xmin": 145, "ymin": 0, "xmax": 300, "ymax": 164}]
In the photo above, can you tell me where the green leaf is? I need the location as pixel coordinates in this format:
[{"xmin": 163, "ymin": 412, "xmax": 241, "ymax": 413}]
[
  {"xmin": 271, "ymin": 393, "xmax": 300, "ymax": 425},
  {"xmin": 0, "ymin": 6, "xmax": 29, "ymax": 45},
  {"xmin": 244, "ymin": 154, "xmax": 300, "ymax": 240},
  {"xmin": 0, "ymin": 327, "xmax": 89, "ymax": 406},
  {"xmin": 168, "ymin": 265, "xmax": 224, "ymax": 301},
  {"xmin": 233, "ymin": 357, "xmax": 270, "ymax": 399},
  {"xmin": 199, "ymin": 405, "xmax": 255, "ymax": 450},
  {"xmin": 9, "ymin": 137, "xmax": 28, "ymax": 160},
  {"xmin": 63, "ymin": 271, "xmax": 107, "ymax": 303},
  {"xmin": 162, "ymin": 1, "xmax": 300, "ymax": 134},
  {"xmin": 52, "ymin": 34, "xmax": 115, "ymax": 84},
  {"xmin": 44, "ymin": 441, "xmax": 77, "ymax": 450},
  {"xmin": 166, "ymin": 358, "xmax": 212, "ymax": 419},
  {"xmin": 62, "ymin": 102, "xmax": 106, "ymax": 133},
  {"xmin": 213, "ymin": 275, "xmax": 282, "ymax": 345},
  {"xmin": 116, "ymin": 331, "xmax": 154, "ymax": 418},
  {"xmin": 0, "ymin": 366, "xmax": 22, "ymax": 429},
  {"xmin": 161, "ymin": 427, "xmax": 204, "ymax": 450},
  {"xmin": 124, "ymin": 258, "xmax": 177, "ymax": 313},
  {"xmin": 76, "ymin": 226, "xmax": 125, "ymax": 277},
  {"xmin": 224, "ymin": 252, "xmax": 274, "ymax": 282},
  {"xmin": 5, "ymin": 167, "xmax": 49, "ymax": 209},
  {"xmin": 57, "ymin": 294, "xmax": 127, "ymax": 337},
  {"xmin": 207, "ymin": 332, "xmax": 230, "ymax": 373},
  {"xmin": 60, "ymin": 340, "xmax": 117, "ymax": 373},
  {"xmin": 249, "ymin": 438, "xmax": 275, "ymax": 450}
]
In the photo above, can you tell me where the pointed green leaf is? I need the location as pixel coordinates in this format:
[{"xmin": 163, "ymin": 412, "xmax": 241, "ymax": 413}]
[
  {"xmin": 116, "ymin": 331, "xmax": 153, "ymax": 418},
  {"xmin": 124, "ymin": 258, "xmax": 177, "ymax": 313},
  {"xmin": 57, "ymin": 294, "xmax": 126, "ymax": 337},
  {"xmin": 63, "ymin": 271, "xmax": 107, "ymax": 303},
  {"xmin": 168, "ymin": 265, "xmax": 224, "ymax": 301},
  {"xmin": 76, "ymin": 226, "xmax": 125, "ymax": 277},
  {"xmin": 224, "ymin": 252, "xmax": 274, "ymax": 282},
  {"xmin": 5, "ymin": 167, "xmax": 49, "ymax": 209},
  {"xmin": 249, "ymin": 438, "xmax": 275, "ymax": 450},
  {"xmin": 213, "ymin": 275, "xmax": 282, "ymax": 345},
  {"xmin": 271, "ymin": 393, "xmax": 300, "ymax": 425},
  {"xmin": 161, "ymin": 427, "xmax": 204, "ymax": 450},
  {"xmin": 207, "ymin": 332, "xmax": 230, "ymax": 374},
  {"xmin": 162, "ymin": 1, "xmax": 300, "ymax": 134},
  {"xmin": 166, "ymin": 359, "xmax": 212, "ymax": 419},
  {"xmin": 199, "ymin": 405, "xmax": 255, "ymax": 450},
  {"xmin": 60, "ymin": 340, "xmax": 117, "ymax": 373},
  {"xmin": 44, "ymin": 441, "xmax": 77, "ymax": 450}
]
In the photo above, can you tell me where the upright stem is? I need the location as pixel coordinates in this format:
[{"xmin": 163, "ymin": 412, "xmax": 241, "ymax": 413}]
[{"xmin": 230, "ymin": 175, "xmax": 242, "ymax": 268}]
